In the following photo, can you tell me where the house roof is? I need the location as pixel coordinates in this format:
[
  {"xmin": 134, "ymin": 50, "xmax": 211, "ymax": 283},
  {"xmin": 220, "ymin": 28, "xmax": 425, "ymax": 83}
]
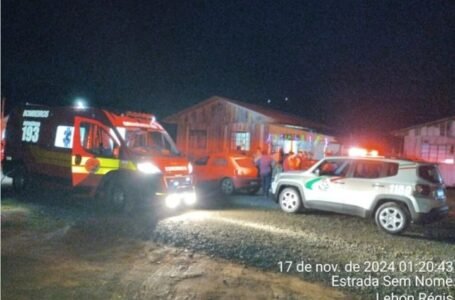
[
  {"xmin": 164, "ymin": 96, "xmax": 332, "ymax": 132},
  {"xmin": 392, "ymin": 115, "xmax": 455, "ymax": 136}
]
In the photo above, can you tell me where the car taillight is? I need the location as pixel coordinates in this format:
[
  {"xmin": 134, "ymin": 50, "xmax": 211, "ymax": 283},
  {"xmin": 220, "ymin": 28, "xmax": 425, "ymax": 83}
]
[{"xmin": 415, "ymin": 184, "xmax": 431, "ymax": 196}]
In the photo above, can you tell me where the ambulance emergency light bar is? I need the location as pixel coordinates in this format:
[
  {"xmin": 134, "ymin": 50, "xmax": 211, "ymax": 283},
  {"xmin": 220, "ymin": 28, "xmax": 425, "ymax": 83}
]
[{"xmin": 124, "ymin": 111, "xmax": 156, "ymax": 123}]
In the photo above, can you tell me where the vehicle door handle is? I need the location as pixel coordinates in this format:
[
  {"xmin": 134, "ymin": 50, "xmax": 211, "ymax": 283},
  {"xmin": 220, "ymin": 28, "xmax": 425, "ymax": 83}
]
[
  {"xmin": 372, "ymin": 183, "xmax": 384, "ymax": 187},
  {"xmin": 333, "ymin": 181, "xmax": 345, "ymax": 184},
  {"xmin": 75, "ymin": 155, "xmax": 82, "ymax": 165}
]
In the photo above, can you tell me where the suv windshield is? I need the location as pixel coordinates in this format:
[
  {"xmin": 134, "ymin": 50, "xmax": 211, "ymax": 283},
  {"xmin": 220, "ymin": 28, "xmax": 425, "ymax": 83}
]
[
  {"xmin": 118, "ymin": 127, "xmax": 180, "ymax": 156},
  {"xmin": 418, "ymin": 165, "xmax": 443, "ymax": 184}
]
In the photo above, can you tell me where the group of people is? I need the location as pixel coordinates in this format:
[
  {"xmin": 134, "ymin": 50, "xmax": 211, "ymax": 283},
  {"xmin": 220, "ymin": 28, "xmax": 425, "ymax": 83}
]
[{"xmin": 253, "ymin": 147, "xmax": 314, "ymax": 198}]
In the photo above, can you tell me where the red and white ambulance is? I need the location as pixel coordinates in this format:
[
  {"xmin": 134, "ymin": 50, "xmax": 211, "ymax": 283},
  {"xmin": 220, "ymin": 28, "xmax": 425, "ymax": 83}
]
[{"xmin": 3, "ymin": 104, "xmax": 196, "ymax": 210}]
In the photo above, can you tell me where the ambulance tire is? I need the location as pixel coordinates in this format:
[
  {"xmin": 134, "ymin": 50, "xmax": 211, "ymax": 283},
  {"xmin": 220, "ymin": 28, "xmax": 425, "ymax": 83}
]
[
  {"xmin": 108, "ymin": 179, "xmax": 136, "ymax": 213},
  {"xmin": 12, "ymin": 166, "xmax": 29, "ymax": 194}
]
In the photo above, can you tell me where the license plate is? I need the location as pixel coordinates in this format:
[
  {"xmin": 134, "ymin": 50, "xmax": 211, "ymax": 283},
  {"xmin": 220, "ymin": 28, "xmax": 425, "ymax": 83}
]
[{"xmin": 250, "ymin": 181, "xmax": 258, "ymax": 185}]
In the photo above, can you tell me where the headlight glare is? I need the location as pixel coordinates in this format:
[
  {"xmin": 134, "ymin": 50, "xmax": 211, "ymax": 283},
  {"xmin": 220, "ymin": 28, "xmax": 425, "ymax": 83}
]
[
  {"xmin": 165, "ymin": 194, "xmax": 181, "ymax": 209},
  {"xmin": 183, "ymin": 192, "xmax": 197, "ymax": 206},
  {"xmin": 137, "ymin": 162, "xmax": 161, "ymax": 174}
]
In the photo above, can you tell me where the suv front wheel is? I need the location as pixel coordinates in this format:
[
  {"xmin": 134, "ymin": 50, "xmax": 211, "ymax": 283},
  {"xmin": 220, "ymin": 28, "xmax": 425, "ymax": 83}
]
[
  {"xmin": 375, "ymin": 202, "xmax": 410, "ymax": 235},
  {"xmin": 279, "ymin": 187, "xmax": 303, "ymax": 213}
]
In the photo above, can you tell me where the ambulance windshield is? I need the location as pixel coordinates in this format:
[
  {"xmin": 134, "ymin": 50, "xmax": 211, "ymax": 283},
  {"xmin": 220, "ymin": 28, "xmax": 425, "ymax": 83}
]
[{"xmin": 118, "ymin": 127, "xmax": 180, "ymax": 156}]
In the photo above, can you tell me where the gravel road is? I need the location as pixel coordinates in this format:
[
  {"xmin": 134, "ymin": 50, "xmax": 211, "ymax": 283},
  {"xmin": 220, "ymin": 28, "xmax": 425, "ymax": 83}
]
[
  {"xmin": 2, "ymin": 188, "xmax": 353, "ymax": 300},
  {"xmin": 153, "ymin": 192, "xmax": 455, "ymax": 298},
  {"xmin": 2, "ymin": 186, "xmax": 454, "ymax": 299}
]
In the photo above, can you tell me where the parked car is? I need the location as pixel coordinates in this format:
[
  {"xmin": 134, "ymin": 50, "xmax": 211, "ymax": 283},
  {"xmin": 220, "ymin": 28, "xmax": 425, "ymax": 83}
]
[
  {"xmin": 193, "ymin": 153, "xmax": 260, "ymax": 195},
  {"xmin": 271, "ymin": 156, "xmax": 449, "ymax": 234}
]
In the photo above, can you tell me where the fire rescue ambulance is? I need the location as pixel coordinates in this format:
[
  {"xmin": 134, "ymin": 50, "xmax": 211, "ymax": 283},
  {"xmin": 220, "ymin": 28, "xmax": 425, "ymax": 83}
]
[{"xmin": 3, "ymin": 104, "xmax": 196, "ymax": 211}]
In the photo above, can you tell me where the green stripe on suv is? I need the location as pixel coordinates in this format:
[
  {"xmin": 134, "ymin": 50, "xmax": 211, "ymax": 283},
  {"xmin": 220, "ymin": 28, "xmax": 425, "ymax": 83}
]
[{"xmin": 305, "ymin": 177, "xmax": 323, "ymax": 190}]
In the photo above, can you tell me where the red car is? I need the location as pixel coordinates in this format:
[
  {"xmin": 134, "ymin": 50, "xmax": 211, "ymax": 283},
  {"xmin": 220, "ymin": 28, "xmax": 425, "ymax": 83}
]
[{"xmin": 193, "ymin": 153, "xmax": 260, "ymax": 195}]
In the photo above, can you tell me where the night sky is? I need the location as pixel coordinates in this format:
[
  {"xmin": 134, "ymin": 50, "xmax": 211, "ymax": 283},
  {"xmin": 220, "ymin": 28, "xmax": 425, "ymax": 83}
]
[{"xmin": 2, "ymin": 0, "xmax": 454, "ymax": 133}]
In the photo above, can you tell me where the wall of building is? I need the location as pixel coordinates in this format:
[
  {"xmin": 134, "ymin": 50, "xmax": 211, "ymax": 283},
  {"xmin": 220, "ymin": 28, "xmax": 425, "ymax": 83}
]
[
  {"xmin": 171, "ymin": 100, "xmax": 337, "ymax": 161},
  {"xmin": 401, "ymin": 119, "xmax": 455, "ymax": 186},
  {"xmin": 173, "ymin": 101, "xmax": 270, "ymax": 159}
]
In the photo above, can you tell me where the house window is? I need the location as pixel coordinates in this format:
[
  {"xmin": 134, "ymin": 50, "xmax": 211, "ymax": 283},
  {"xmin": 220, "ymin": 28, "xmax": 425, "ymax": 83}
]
[
  {"xmin": 420, "ymin": 143, "xmax": 452, "ymax": 163},
  {"xmin": 190, "ymin": 130, "xmax": 207, "ymax": 149},
  {"xmin": 231, "ymin": 132, "xmax": 250, "ymax": 151}
]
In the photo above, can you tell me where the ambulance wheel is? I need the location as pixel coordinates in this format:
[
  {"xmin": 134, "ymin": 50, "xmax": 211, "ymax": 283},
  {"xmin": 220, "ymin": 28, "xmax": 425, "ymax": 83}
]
[
  {"xmin": 108, "ymin": 181, "xmax": 135, "ymax": 213},
  {"xmin": 12, "ymin": 166, "xmax": 29, "ymax": 193},
  {"xmin": 220, "ymin": 178, "xmax": 235, "ymax": 195}
]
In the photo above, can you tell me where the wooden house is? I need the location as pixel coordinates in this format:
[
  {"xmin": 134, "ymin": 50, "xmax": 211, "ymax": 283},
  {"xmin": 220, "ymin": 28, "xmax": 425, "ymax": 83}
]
[
  {"xmin": 164, "ymin": 96, "xmax": 338, "ymax": 160},
  {"xmin": 393, "ymin": 116, "xmax": 455, "ymax": 186}
]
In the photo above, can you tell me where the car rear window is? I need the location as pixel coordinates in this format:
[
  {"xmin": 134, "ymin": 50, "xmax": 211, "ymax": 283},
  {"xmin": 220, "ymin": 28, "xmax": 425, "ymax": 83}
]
[
  {"xmin": 235, "ymin": 158, "xmax": 256, "ymax": 168},
  {"xmin": 418, "ymin": 165, "xmax": 443, "ymax": 184}
]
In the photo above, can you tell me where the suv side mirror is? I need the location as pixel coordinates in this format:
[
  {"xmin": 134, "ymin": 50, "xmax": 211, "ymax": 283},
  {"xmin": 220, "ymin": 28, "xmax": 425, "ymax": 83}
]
[{"xmin": 314, "ymin": 168, "xmax": 320, "ymax": 176}]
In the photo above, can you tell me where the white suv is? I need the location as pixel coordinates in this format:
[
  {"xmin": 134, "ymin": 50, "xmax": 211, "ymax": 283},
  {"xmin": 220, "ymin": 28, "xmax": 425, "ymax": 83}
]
[{"xmin": 271, "ymin": 156, "xmax": 449, "ymax": 234}]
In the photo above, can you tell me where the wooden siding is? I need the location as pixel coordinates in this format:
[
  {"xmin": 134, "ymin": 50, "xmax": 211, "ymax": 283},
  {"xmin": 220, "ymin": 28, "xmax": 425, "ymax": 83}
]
[
  {"xmin": 165, "ymin": 96, "xmax": 335, "ymax": 160},
  {"xmin": 171, "ymin": 100, "xmax": 269, "ymax": 158}
]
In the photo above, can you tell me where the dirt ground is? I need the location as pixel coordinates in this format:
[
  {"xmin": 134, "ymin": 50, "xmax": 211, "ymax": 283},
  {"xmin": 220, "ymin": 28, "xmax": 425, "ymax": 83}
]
[
  {"xmin": 1, "ymin": 189, "xmax": 353, "ymax": 300},
  {"xmin": 2, "ymin": 185, "xmax": 454, "ymax": 299}
]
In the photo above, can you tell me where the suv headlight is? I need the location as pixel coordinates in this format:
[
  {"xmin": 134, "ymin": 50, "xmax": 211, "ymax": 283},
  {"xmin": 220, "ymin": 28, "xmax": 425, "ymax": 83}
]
[
  {"xmin": 188, "ymin": 162, "xmax": 193, "ymax": 174},
  {"xmin": 137, "ymin": 162, "xmax": 161, "ymax": 174}
]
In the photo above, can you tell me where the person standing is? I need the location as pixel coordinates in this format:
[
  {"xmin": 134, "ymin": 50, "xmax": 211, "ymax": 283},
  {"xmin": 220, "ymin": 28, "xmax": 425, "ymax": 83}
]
[
  {"xmin": 283, "ymin": 151, "xmax": 300, "ymax": 171},
  {"xmin": 253, "ymin": 147, "xmax": 262, "ymax": 178},
  {"xmin": 297, "ymin": 150, "xmax": 306, "ymax": 170},
  {"xmin": 257, "ymin": 150, "xmax": 273, "ymax": 198},
  {"xmin": 253, "ymin": 147, "xmax": 262, "ymax": 164},
  {"xmin": 272, "ymin": 148, "xmax": 283, "ymax": 180}
]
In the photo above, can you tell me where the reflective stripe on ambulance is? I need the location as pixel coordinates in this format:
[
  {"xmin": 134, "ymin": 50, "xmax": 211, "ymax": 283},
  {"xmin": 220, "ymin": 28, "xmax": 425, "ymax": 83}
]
[{"xmin": 71, "ymin": 156, "xmax": 121, "ymax": 175}]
